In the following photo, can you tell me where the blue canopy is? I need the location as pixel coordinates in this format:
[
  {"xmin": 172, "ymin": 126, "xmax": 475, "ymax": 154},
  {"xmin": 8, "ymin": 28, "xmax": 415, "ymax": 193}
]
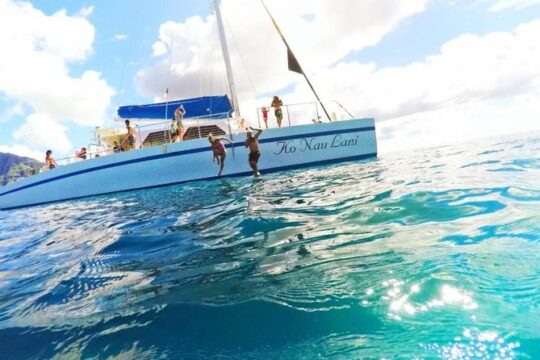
[{"xmin": 117, "ymin": 95, "xmax": 233, "ymax": 120}]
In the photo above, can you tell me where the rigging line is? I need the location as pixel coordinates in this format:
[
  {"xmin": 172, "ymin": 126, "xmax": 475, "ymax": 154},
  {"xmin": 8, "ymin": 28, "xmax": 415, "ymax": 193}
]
[
  {"xmin": 259, "ymin": 0, "xmax": 332, "ymax": 122},
  {"xmin": 164, "ymin": 30, "xmax": 176, "ymax": 122},
  {"xmin": 224, "ymin": 16, "xmax": 260, "ymax": 100},
  {"xmin": 209, "ymin": 14, "xmax": 217, "ymax": 97}
]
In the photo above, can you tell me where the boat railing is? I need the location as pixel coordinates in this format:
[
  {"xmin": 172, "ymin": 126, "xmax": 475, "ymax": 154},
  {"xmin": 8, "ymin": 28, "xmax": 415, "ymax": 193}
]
[
  {"xmin": 131, "ymin": 111, "xmax": 234, "ymax": 145},
  {"xmin": 54, "ymin": 144, "xmax": 110, "ymax": 166},
  {"xmin": 46, "ymin": 102, "xmax": 356, "ymax": 169},
  {"xmin": 255, "ymin": 100, "xmax": 355, "ymax": 128}
]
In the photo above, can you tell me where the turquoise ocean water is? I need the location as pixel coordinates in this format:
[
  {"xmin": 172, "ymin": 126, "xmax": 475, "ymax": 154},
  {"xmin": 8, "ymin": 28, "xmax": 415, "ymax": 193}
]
[{"xmin": 0, "ymin": 133, "xmax": 539, "ymax": 359}]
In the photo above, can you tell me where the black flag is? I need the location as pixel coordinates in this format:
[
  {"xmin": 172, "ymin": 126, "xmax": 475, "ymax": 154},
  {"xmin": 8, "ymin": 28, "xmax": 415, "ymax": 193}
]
[{"xmin": 287, "ymin": 48, "xmax": 303, "ymax": 74}]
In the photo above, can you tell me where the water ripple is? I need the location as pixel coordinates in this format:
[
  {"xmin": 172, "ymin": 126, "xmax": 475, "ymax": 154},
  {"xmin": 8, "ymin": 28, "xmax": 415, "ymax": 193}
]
[{"xmin": 0, "ymin": 133, "xmax": 540, "ymax": 358}]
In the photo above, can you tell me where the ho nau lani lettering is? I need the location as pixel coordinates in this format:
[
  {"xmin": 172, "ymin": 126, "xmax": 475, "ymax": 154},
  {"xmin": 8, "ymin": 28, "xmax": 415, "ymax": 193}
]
[{"xmin": 274, "ymin": 135, "xmax": 360, "ymax": 155}]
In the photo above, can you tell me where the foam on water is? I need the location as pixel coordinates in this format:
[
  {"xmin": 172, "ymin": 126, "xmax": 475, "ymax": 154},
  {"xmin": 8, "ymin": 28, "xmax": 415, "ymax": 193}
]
[{"xmin": 0, "ymin": 133, "xmax": 539, "ymax": 359}]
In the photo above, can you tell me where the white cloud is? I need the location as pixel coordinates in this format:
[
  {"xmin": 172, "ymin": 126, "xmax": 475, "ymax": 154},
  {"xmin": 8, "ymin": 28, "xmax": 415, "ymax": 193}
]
[
  {"xmin": 136, "ymin": 0, "xmax": 428, "ymax": 102},
  {"xmin": 488, "ymin": 0, "xmax": 540, "ymax": 12},
  {"xmin": 78, "ymin": 6, "xmax": 94, "ymax": 18},
  {"xmin": 0, "ymin": 0, "xmax": 114, "ymax": 155},
  {"xmin": 13, "ymin": 113, "xmax": 72, "ymax": 155},
  {"xmin": 378, "ymin": 91, "xmax": 540, "ymax": 153},
  {"xmin": 135, "ymin": 2, "xmax": 540, "ymax": 152},
  {"xmin": 113, "ymin": 34, "xmax": 129, "ymax": 41},
  {"xmin": 0, "ymin": 102, "xmax": 25, "ymax": 123},
  {"xmin": 295, "ymin": 18, "xmax": 540, "ymax": 152},
  {"xmin": 304, "ymin": 19, "xmax": 540, "ymax": 121},
  {"xmin": 0, "ymin": 144, "xmax": 44, "ymax": 162}
]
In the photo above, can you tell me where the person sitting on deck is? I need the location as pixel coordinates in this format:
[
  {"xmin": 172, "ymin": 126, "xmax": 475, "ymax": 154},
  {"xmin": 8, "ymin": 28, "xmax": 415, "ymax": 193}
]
[
  {"xmin": 45, "ymin": 150, "xmax": 57, "ymax": 170},
  {"xmin": 174, "ymin": 105, "xmax": 186, "ymax": 141},
  {"xmin": 75, "ymin": 147, "xmax": 87, "ymax": 160},
  {"xmin": 121, "ymin": 120, "xmax": 136, "ymax": 150},
  {"xmin": 245, "ymin": 127, "xmax": 263, "ymax": 177},
  {"xmin": 271, "ymin": 96, "xmax": 283, "ymax": 128},
  {"xmin": 208, "ymin": 133, "xmax": 233, "ymax": 177},
  {"xmin": 113, "ymin": 141, "xmax": 121, "ymax": 153}
]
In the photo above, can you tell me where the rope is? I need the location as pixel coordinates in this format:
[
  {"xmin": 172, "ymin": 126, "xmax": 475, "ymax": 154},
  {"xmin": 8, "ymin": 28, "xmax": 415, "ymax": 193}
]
[{"xmin": 225, "ymin": 15, "xmax": 260, "ymax": 100}]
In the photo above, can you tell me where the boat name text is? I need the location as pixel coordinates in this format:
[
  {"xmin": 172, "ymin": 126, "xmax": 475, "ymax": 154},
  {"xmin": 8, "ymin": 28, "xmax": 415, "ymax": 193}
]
[{"xmin": 274, "ymin": 135, "xmax": 360, "ymax": 155}]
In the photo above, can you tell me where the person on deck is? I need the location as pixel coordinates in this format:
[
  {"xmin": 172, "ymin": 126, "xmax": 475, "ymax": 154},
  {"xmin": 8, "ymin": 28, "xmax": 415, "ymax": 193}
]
[
  {"xmin": 245, "ymin": 127, "xmax": 263, "ymax": 177},
  {"xmin": 75, "ymin": 147, "xmax": 87, "ymax": 160},
  {"xmin": 45, "ymin": 150, "xmax": 57, "ymax": 170},
  {"xmin": 271, "ymin": 96, "xmax": 283, "ymax": 128},
  {"xmin": 113, "ymin": 141, "xmax": 121, "ymax": 153},
  {"xmin": 261, "ymin": 107, "xmax": 269, "ymax": 129},
  {"xmin": 208, "ymin": 133, "xmax": 233, "ymax": 176},
  {"xmin": 174, "ymin": 105, "xmax": 186, "ymax": 141},
  {"xmin": 170, "ymin": 117, "xmax": 179, "ymax": 143},
  {"xmin": 121, "ymin": 120, "xmax": 136, "ymax": 150}
]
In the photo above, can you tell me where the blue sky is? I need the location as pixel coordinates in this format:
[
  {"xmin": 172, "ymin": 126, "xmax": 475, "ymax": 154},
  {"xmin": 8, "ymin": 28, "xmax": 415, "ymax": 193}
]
[{"xmin": 1, "ymin": 0, "xmax": 540, "ymax": 160}]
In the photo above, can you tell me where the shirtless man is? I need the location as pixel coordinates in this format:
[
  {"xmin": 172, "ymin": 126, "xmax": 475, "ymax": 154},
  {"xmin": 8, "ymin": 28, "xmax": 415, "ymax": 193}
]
[
  {"xmin": 121, "ymin": 120, "xmax": 136, "ymax": 150},
  {"xmin": 245, "ymin": 127, "xmax": 263, "ymax": 177},
  {"xmin": 45, "ymin": 150, "xmax": 57, "ymax": 169}
]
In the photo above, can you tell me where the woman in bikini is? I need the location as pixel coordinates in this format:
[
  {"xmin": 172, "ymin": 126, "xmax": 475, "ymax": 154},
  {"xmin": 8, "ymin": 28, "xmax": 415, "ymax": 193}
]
[
  {"xmin": 271, "ymin": 96, "xmax": 283, "ymax": 128},
  {"xmin": 174, "ymin": 105, "xmax": 186, "ymax": 141},
  {"xmin": 208, "ymin": 133, "xmax": 233, "ymax": 176}
]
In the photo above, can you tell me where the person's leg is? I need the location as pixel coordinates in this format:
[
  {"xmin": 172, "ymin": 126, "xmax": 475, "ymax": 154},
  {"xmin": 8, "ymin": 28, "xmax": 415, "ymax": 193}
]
[
  {"xmin": 254, "ymin": 153, "xmax": 260, "ymax": 176},
  {"xmin": 218, "ymin": 154, "xmax": 226, "ymax": 176},
  {"xmin": 179, "ymin": 127, "xmax": 185, "ymax": 141},
  {"xmin": 249, "ymin": 160, "xmax": 257, "ymax": 176}
]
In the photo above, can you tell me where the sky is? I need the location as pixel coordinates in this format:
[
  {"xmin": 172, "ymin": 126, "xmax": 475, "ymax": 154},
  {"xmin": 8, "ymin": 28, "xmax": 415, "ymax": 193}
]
[{"xmin": 0, "ymin": 0, "xmax": 540, "ymax": 161}]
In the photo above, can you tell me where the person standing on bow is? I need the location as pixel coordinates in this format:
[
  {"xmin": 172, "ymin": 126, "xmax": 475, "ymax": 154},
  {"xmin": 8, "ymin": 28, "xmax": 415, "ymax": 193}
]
[
  {"xmin": 174, "ymin": 105, "xmax": 186, "ymax": 141},
  {"xmin": 245, "ymin": 127, "xmax": 263, "ymax": 177},
  {"xmin": 271, "ymin": 96, "xmax": 283, "ymax": 128},
  {"xmin": 208, "ymin": 133, "xmax": 233, "ymax": 177}
]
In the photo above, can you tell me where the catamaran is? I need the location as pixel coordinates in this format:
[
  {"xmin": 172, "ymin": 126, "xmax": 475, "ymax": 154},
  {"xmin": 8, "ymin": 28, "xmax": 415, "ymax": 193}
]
[{"xmin": 0, "ymin": 1, "xmax": 377, "ymax": 211}]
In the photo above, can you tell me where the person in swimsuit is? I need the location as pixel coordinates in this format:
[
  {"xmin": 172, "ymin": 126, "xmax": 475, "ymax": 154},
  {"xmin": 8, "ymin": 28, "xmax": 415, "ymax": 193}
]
[
  {"xmin": 174, "ymin": 105, "xmax": 186, "ymax": 141},
  {"xmin": 261, "ymin": 107, "xmax": 269, "ymax": 129},
  {"xmin": 271, "ymin": 96, "xmax": 283, "ymax": 128},
  {"xmin": 208, "ymin": 133, "xmax": 233, "ymax": 176},
  {"xmin": 121, "ymin": 120, "xmax": 136, "ymax": 150},
  {"xmin": 245, "ymin": 127, "xmax": 263, "ymax": 177},
  {"xmin": 75, "ymin": 147, "xmax": 87, "ymax": 160},
  {"xmin": 45, "ymin": 150, "xmax": 57, "ymax": 169},
  {"xmin": 170, "ymin": 117, "xmax": 179, "ymax": 142}
]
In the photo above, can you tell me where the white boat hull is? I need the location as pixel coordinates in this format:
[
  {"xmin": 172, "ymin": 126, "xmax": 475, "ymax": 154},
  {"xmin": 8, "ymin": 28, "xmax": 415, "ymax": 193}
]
[{"xmin": 0, "ymin": 119, "xmax": 377, "ymax": 210}]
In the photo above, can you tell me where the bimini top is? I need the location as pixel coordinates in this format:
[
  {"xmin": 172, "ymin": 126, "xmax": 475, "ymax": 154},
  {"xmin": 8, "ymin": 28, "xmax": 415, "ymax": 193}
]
[{"xmin": 117, "ymin": 95, "xmax": 233, "ymax": 120}]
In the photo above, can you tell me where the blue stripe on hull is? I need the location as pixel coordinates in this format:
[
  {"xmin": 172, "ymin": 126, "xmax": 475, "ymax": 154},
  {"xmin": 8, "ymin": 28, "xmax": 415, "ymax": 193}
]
[
  {"xmin": 0, "ymin": 153, "xmax": 377, "ymax": 211},
  {"xmin": 0, "ymin": 126, "xmax": 375, "ymax": 197}
]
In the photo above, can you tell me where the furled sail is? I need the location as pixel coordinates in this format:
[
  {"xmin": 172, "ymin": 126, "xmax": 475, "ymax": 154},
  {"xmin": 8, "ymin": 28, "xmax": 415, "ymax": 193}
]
[{"xmin": 117, "ymin": 95, "xmax": 233, "ymax": 120}]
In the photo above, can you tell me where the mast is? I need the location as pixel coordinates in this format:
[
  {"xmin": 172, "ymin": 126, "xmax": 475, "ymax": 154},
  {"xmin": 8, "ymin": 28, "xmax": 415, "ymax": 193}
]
[
  {"xmin": 214, "ymin": 0, "xmax": 241, "ymax": 118},
  {"xmin": 260, "ymin": 0, "xmax": 332, "ymax": 122}
]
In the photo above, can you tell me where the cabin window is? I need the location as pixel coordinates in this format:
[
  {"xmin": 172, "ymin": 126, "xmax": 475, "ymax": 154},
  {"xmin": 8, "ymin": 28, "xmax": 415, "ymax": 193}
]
[{"xmin": 142, "ymin": 125, "xmax": 227, "ymax": 147}]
